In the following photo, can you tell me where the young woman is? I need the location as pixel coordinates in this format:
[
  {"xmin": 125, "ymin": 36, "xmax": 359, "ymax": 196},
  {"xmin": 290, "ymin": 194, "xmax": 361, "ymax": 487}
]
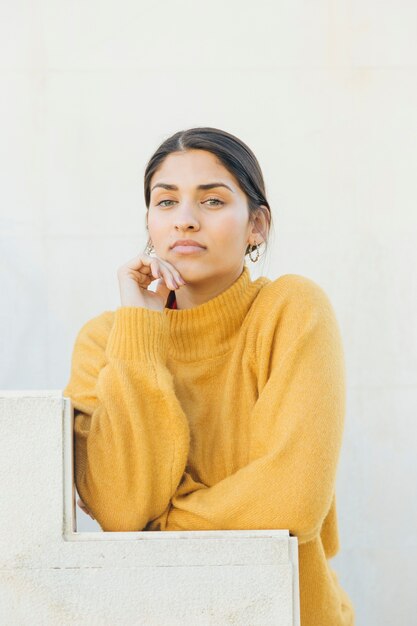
[{"xmin": 64, "ymin": 127, "xmax": 355, "ymax": 625}]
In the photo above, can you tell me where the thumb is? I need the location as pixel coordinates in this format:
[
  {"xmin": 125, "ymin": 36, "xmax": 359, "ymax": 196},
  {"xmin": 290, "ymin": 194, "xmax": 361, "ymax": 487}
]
[{"xmin": 155, "ymin": 277, "xmax": 172, "ymax": 304}]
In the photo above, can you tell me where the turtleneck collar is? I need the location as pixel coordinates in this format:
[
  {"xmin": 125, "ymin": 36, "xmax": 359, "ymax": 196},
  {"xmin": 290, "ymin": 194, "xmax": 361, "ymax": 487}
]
[{"xmin": 163, "ymin": 264, "xmax": 270, "ymax": 362}]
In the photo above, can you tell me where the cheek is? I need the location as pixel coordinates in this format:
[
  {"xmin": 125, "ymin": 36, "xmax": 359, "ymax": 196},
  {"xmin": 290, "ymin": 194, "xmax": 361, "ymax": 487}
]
[
  {"xmin": 213, "ymin": 214, "xmax": 248, "ymax": 244},
  {"xmin": 147, "ymin": 216, "xmax": 166, "ymax": 238}
]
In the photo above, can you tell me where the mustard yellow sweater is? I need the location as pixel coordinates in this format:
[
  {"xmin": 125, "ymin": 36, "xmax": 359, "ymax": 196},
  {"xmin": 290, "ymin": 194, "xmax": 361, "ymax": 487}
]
[{"xmin": 63, "ymin": 264, "xmax": 355, "ymax": 625}]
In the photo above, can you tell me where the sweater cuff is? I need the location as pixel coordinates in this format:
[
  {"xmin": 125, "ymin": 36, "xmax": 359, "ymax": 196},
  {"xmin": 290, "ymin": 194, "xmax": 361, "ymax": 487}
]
[{"xmin": 106, "ymin": 307, "xmax": 169, "ymax": 362}]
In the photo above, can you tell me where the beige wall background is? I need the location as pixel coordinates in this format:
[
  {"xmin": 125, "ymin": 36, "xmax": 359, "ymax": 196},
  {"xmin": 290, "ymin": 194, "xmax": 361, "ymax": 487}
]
[{"xmin": 1, "ymin": 2, "xmax": 416, "ymax": 624}]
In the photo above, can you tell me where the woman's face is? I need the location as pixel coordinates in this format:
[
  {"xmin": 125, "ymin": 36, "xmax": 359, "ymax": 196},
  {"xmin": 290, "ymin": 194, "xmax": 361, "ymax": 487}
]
[{"xmin": 147, "ymin": 149, "xmax": 263, "ymax": 283}]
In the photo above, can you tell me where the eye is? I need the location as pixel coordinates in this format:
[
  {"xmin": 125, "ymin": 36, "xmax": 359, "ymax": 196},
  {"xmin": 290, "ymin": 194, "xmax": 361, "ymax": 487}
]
[
  {"xmin": 156, "ymin": 198, "xmax": 224, "ymax": 207},
  {"xmin": 204, "ymin": 198, "xmax": 224, "ymax": 206}
]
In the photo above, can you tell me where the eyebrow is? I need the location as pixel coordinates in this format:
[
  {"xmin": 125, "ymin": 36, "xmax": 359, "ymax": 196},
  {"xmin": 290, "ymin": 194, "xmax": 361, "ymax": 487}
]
[{"xmin": 151, "ymin": 182, "xmax": 234, "ymax": 193}]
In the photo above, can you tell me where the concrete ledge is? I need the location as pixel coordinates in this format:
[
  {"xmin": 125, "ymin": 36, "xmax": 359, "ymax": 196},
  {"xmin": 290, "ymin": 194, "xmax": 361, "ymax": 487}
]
[{"xmin": 0, "ymin": 391, "xmax": 300, "ymax": 625}]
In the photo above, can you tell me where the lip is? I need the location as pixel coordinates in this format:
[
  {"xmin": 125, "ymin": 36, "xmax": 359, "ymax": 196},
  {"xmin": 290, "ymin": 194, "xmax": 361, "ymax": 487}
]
[
  {"xmin": 171, "ymin": 245, "xmax": 206, "ymax": 254},
  {"xmin": 170, "ymin": 239, "xmax": 206, "ymax": 249}
]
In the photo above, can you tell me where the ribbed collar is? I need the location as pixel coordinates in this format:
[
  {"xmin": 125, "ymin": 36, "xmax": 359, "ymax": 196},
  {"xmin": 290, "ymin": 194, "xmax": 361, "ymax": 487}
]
[{"xmin": 163, "ymin": 264, "xmax": 270, "ymax": 362}]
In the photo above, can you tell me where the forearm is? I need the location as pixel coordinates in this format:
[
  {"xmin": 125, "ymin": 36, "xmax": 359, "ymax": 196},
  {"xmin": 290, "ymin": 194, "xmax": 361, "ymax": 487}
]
[{"xmin": 71, "ymin": 307, "xmax": 190, "ymax": 531}]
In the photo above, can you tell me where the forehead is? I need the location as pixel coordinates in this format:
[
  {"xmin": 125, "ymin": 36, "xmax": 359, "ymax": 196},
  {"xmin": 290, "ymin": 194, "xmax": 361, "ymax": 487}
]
[{"xmin": 150, "ymin": 149, "xmax": 238, "ymax": 189}]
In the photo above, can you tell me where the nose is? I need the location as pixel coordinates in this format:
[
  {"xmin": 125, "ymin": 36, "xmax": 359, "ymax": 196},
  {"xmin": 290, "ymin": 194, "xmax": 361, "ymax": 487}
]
[{"xmin": 174, "ymin": 202, "xmax": 200, "ymax": 231}]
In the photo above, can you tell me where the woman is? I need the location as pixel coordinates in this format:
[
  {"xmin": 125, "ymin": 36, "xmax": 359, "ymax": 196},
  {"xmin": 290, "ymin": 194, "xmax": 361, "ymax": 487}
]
[{"xmin": 64, "ymin": 126, "xmax": 355, "ymax": 625}]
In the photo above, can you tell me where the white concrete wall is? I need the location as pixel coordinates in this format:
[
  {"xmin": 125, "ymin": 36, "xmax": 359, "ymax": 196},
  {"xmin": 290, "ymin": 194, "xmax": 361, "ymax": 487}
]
[
  {"xmin": 1, "ymin": 2, "xmax": 416, "ymax": 624},
  {"xmin": 0, "ymin": 392, "xmax": 300, "ymax": 625}
]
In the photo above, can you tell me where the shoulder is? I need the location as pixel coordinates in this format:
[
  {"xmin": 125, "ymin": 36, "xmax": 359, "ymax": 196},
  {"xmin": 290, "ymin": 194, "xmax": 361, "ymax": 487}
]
[
  {"xmin": 63, "ymin": 310, "xmax": 116, "ymax": 412},
  {"xmin": 256, "ymin": 273, "xmax": 335, "ymax": 315},
  {"xmin": 252, "ymin": 273, "xmax": 344, "ymax": 370},
  {"xmin": 72, "ymin": 310, "xmax": 115, "ymax": 355},
  {"xmin": 251, "ymin": 273, "xmax": 342, "ymax": 349}
]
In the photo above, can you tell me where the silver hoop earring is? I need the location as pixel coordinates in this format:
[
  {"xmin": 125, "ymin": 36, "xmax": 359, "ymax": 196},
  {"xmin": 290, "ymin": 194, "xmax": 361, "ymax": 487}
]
[
  {"xmin": 144, "ymin": 240, "xmax": 155, "ymax": 255},
  {"xmin": 248, "ymin": 243, "xmax": 260, "ymax": 262}
]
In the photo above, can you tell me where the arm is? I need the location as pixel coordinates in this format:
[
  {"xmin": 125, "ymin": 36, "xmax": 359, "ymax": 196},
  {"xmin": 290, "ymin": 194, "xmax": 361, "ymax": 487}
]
[
  {"xmin": 63, "ymin": 307, "xmax": 190, "ymax": 532},
  {"xmin": 166, "ymin": 279, "xmax": 346, "ymax": 545}
]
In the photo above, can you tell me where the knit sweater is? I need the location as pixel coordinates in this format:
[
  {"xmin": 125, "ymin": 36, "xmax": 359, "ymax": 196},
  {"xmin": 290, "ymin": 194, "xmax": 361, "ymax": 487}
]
[{"xmin": 63, "ymin": 264, "xmax": 355, "ymax": 625}]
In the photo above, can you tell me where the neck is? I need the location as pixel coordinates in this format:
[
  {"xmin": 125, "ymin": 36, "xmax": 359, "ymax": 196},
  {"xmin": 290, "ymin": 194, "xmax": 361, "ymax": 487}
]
[
  {"xmin": 174, "ymin": 264, "xmax": 247, "ymax": 310},
  {"xmin": 163, "ymin": 264, "xmax": 270, "ymax": 361}
]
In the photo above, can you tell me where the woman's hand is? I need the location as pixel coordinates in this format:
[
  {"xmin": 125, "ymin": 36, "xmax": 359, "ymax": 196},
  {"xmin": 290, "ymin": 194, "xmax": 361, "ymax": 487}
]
[
  {"xmin": 77, "ymin": 496, "xmax": 95, "ymax": 520},
  {"xmin": 117, "ymin": 252, "xmax": 187, "ymax": 310}
]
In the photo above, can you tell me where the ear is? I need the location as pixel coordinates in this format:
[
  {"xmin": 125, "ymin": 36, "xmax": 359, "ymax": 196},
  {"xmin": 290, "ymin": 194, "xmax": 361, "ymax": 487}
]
[{"xmin": 249, "ymin": 205, "xmax": 270, "ymax": 244}]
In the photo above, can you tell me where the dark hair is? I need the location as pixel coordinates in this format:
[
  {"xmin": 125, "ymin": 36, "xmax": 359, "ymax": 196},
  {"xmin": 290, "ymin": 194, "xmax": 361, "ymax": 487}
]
[{"xmin": 143, "ymin": 127, "xmax": 273, "ymax": 258}]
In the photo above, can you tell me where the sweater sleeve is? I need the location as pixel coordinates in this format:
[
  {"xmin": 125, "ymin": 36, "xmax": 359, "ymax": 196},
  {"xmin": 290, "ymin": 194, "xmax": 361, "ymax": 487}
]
[
  {"xmin": 63, "ymin": 307, "xmax": 190, "ymax": 532},
  {"xmin": 165, "ymin": 279, "xmax": 346, "ymax": 545}
]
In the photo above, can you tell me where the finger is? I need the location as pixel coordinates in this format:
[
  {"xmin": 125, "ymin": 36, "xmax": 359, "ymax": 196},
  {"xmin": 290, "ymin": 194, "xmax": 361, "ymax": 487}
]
[
  {"xmin": 125, "ymin": 261, "xmax": 155, "ymax": 286},
  {"xmin": 135, "ymin": 259, "xmax": 163, "ymax": 287},
  {"xmin": 77, "ymin": 498, "xmax": 95, "ymax": 519},
  {"xmin": 119, "ymin": 253, "xmax": 185, "ymax": 290},
  {"xmin": 155, "ymin": 278, "xmax": 171, "ymax": 302},
  {"xmin": 118, "ymin": 253, "xmax": 153, "ymax": 276},
  {"xmin": 157, "ymin": 264, "xmax": 180, "ymax": 290},
  {"xmin": 122, "ymin": 252, "xmax": 185, "ymax": 286},
  {"xmin": 155, "ymin": 258, "xmax": 186, "ymax": 285},
  {"xmin": 150, "ymin": 259, "xmax": 162, "ymax": 280}
]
